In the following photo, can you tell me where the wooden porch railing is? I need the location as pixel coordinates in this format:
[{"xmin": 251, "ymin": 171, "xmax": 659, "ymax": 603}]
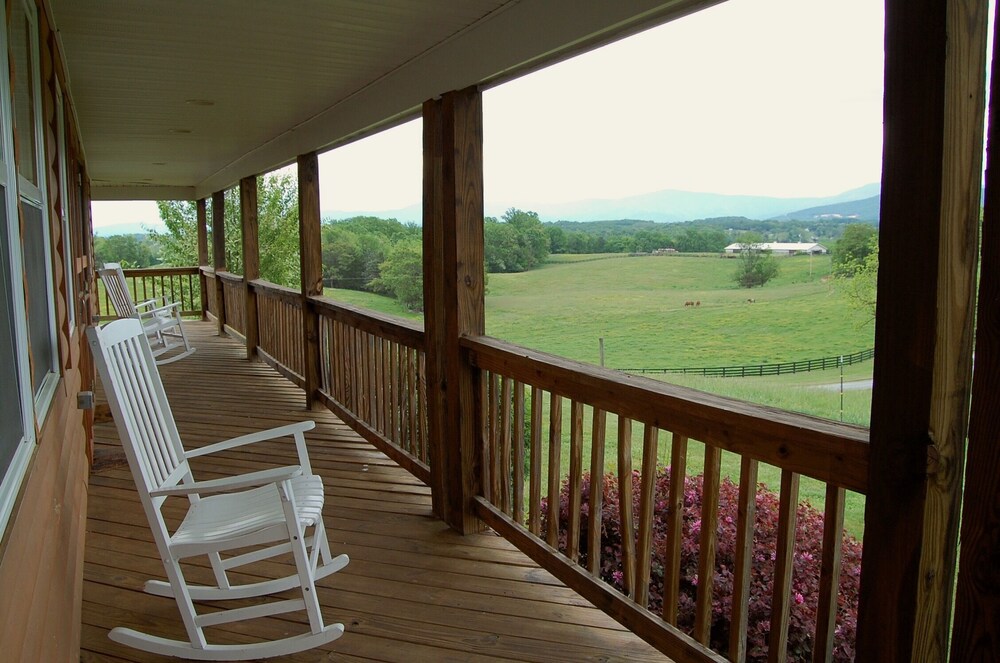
[
  {"xmin": 464, "ymin": 335, "xmax": 868, "ymax": 662},
  {"xmin": 252, "ymin": 280, "xmax": 305, "ymax": 384},
  {"xmin": 97, "ymin": 266, "xmax": 201, "ymax": 319},
  {"xmin": 218, "ymin": 271, "xmax": 246, "ymax": 338},
  {"xmin": 313, "ymin": 297, "xmax": 429, "ymax": 483}
]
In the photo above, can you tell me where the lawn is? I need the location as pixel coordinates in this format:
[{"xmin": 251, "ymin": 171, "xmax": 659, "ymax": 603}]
[{"xmin": 325, "ymin": 253, "xmax": 873, "ymax": 537}]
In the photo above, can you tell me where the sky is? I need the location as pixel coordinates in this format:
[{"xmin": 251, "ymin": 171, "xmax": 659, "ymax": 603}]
[{"xmin": 93, "ymin": 0, "xmax": 888, "ymax": 231}]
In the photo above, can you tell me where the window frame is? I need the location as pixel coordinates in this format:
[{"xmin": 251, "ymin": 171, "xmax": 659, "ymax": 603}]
[{"xmin": 0, "ymin": 0, "xmax": 39, "ymax": 541}]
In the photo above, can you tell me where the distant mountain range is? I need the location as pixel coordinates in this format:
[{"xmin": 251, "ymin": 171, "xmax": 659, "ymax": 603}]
[
  {"xmin": 93, "ymin": 182, "xmax": 881, "ymax": 236},
  {"xmin": 322, "ymin": 183, "xmax": 881, "ymax": 225}
]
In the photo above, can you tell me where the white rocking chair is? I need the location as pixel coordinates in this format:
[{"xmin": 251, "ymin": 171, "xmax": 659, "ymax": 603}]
[
  {"xmin": 98, "ymin": 262, "xmax": 195, "ymax": 364},
  {"xmin": 87, "ymin": 318, "xmax": 349, "ymax": 660}
]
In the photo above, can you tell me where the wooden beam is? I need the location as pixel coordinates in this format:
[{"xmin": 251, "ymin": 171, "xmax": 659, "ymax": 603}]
[
  {"xmin": 210, "ymin": 190, "xmax": 227, "ymax": 335},
  {"xmin": 240, "ymin": 176, "xmax": 260, "ymax": 360},
  {"xmin": 196, "ymin": 199, "xmax": 208, "ymax": 320},
  {"xmin": 855, "ymin": 0, "xmax": 985, "ymax": 659},
  {"xmin": 298, "ymin": 152, "xmax": 323, "ymax": 410},
  {"xmin": 423, "ymin": 87, "xmax": 486, "ymax": 533},
  {"xmin": 951, "ymin": 5, "xmax": 1000, "ymax": 658},
  {"xmin": 913, "ymin": 0, "xmax": 988, "ymax": 658}
]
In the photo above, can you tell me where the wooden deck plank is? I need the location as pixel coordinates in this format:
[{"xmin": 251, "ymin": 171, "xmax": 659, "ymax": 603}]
[{"xmin": 82, "ymin": 322, "xmax": 666, "ymax": 662}]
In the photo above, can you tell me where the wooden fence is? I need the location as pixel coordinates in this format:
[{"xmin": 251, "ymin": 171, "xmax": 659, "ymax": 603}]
[
  {"xmin": 253, "ymin": 280, "xmax": 305, "ymax": 384},
  {"xmin": 218, "ymin": 271, "xmax": 246, "ymax": 338},
  {"xmin": 620, "ymin": 348, "xmax": 875, "ymax": 378}
]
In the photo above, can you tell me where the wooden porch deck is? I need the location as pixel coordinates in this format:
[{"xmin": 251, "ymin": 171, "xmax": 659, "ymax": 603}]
[{"xmin": 81, "ymin": 322, "xmax": 666, "ymax": 662}]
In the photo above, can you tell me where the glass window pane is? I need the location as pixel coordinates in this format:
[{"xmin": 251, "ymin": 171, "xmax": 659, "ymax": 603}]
[
  {"xmin": 11, "ymin": 2, "xmax": 36, "ymax": 187},
  {"xmin": 0, "ymin": 185, "xmax": 25, "ymax": 476},
  {"xmin": 21, "ymin": 202, "xmax": 53, "ymax": 393}
]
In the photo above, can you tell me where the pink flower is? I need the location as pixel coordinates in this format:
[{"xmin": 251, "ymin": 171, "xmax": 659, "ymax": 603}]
[{"xmin": 794, "ymin": 592, "xmax": 805, "ymax": 605}]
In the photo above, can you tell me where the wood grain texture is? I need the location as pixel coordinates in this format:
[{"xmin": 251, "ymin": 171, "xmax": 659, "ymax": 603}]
[
  {"xmin": 83, "ymin": 323, "xmax": 667, "ymax": 662},
  {"xmin": 914, "ymin": 0, "xmax": 988, "ymax": 658},
  {"xmin": 730, "ymin": 456, "xmax": 759, "ymax": 662},
  {"xmin": 566, "ymin": 400, "xmax": 584, "ymax": 561},
  {"xmin": 951, "ymin": 3, "xmax": 1000, "ymax": 657},
  {"xmin": 239, "ymin": 176, "xmax": 259, "ymax": 359},
  {"xmin": 546, "ymin": 394, "xmax": 563, "ymax": 548},
  {"xmin": 298, "ymin": 152, "xmax": 323, "ymax": 409},
  {"xmin": 616, "ymin": 416, "xmax": 635, "ymax": 598},
  {"xmin": 422, "ymin": 88, "xmax": 485, "ymax": 533},
  {"xmin": 634, "ymin": 425, "xmax": 658, "ymax": 608},
  {"xmin": 663, "ymin": 433, "xmax": 688, "ymax": 625},
  {"xmin": 528, "ymin": 386, "xmax": 543, "ymax": 536},
  {"xmin": 768, "ymin": 470, "xmax": 800, "ymax": 663},
  {"xmin": 694, "ymin": 444, "xmax": 720, "ymax": 645},
  {"xmin": 464, "ymin": 336, "xmax": 868, "ymax": 492},
  {"xmin": 587, "ymin": 408, "xmax": 607, "ymax": 575},
  {"xmin": 210, "ymin": 190, "xmax": 227, "ymax": 335},
  {"xmin": 813, "ymin": 485, "xmax": 845, "ymax": 663}
]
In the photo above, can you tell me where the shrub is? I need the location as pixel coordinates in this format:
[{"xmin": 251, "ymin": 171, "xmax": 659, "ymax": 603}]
[{"xmin": 541, "ymin": 468, "xmax": 862, "ymax": 662}]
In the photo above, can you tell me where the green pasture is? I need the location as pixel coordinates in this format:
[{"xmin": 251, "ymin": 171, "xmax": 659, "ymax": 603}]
[{"xmin": 326, "ymin": 253, "xmax": 873, "ymax": 538}]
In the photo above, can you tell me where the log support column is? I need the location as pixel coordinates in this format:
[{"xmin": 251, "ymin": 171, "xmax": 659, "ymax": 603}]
[
  {"xmin": 240, "ymin": 176, "xmax": 260, "ymax": 360},
  {"xmin": 298, "ymin": 152, "xmax": 324, "ymax": 410},
  {"xmin": 857, "ymin": 0, "xmax": 986, "ymax": 659},
  {"xmin": 211, "ymin": 190, "xmax": 227, "ymax": 335},
  {"xmin": 423, "ymin": 87, "xmax": 486, "ymax": 533},
  {"xmin": 196, "ymin": 199, "xmax": 209, "ymax": 320}
]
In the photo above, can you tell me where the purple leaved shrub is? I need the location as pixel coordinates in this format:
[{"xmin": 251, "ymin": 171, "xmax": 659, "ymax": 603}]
[{"xmin": 541, "ymin": 468, "xmax": 862, "ymax": 662}]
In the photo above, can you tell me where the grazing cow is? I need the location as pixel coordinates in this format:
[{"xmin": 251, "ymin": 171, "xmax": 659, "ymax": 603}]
[
  {"xmin": 695, "ymin": 301, "xmax": 700, "ymax": 307},
  {"xmin": 684, "ymin": 301, "xmax": 694, "ymax": 307},
  {"xmin": 747, "ymin": 298, "xmax": 756, "ymax": 304}
]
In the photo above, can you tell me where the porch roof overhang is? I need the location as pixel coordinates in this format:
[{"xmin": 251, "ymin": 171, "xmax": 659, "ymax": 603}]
[{"xmin": 48, "ymin": 0, "xmax": 718, "ymax": 202}]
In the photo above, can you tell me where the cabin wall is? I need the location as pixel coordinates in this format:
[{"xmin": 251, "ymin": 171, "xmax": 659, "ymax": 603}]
[{"xmin": 0, "ymin": 0, "xmax": 91, "ymax": 659}]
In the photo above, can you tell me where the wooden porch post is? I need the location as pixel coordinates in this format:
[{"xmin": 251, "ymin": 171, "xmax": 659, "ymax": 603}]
[
  {"xmin": 196, "ymin": 198, "xmax": 209, "ymax": 320},
  {"xmin": 951, "ymin": 7, "xmax": 1000, "ymax": 659},
  {"xmin": 240, "ymin": 176, "xmax": 260, "ymax": 360},
  {"xmin": 856, "ymin": 0, "xmax": 986, "ymax": 659},
  {"xmin": 298, "ymin": 152, "xmax": 323, "ymax": 409},
  {"xmin": 423, "ymin": 87, "xmax": 486, "ymax": 534},
  {"xmin": 211, "ymin": 190, "xmax": 227, "ymax": 335}
]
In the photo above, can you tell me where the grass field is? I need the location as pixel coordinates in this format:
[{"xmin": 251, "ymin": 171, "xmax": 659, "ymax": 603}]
[{"xmin": 326, "ymin": 253, "xmax": 874, "ymax": 537}]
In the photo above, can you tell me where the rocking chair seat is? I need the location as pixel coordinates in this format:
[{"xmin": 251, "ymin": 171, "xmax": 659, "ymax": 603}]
[{"xmin": 171, "ymin": 475, "xmax": 325, "ymax": 550}]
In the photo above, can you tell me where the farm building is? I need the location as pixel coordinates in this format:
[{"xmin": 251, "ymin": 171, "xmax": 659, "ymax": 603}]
[
  {"xmin": 723, "ymin": 242, "xmax": 830, "ymax": 255},
  {"xmin": 0, "ymin": 0, "xmax": 997, "ymax": 661}
]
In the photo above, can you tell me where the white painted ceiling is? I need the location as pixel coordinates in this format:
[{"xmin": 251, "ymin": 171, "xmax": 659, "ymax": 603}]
[{"xmin": 47, "ymin": 0, "xmax": 716, "ymax": 200}]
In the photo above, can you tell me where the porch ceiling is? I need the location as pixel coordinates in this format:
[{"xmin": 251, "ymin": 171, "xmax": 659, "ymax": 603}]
[{"xmin": 47, "ymin": 0, "xmax": 715, "ymax": 202}]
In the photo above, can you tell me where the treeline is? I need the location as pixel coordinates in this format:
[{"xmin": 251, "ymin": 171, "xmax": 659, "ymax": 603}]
[{"xmin": 543, "ymin": 216, "xmax": 875, "ymax": 255}]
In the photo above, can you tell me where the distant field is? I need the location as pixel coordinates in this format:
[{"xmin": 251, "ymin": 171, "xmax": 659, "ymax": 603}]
[{"xmin": 325, "ymin": 253, "xmax": 873, "ymax": 537}]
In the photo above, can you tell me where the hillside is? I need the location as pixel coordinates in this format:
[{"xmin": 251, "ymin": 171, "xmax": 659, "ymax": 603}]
[{"xmin": 771, "ymin": 194, "xmax": 880, "ymax": 222}]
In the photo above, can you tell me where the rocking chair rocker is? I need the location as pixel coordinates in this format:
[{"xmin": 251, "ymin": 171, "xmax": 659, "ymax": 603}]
[
  {"xmin": 98, "ymin": 262, "xmax": 195, "ymax": 364},
  {"xmin": 87, "ymin": 319, "xmax": 349, "ymax": 660}
]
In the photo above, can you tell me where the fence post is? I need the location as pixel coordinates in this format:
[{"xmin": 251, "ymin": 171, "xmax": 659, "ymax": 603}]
[
  {"xmin": 211, "ymin": 190, "xmax": 227, "ymax": 336},
  {"xmin": 240, "ymin": 176, "xmax": 260, "ymax": 361},
  {"xmin": 196, "ymin": 199, "xmax": 209, "ymax": 320},
  {"xmin": 298, "ymin": 151, "xmax": 324, "ymax": 410},
  {"xmin": 423, "ymin": 87, "xmax": 486, "ymax": 534}
]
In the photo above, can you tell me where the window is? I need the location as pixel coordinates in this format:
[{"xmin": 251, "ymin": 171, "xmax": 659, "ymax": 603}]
[
  {"xmin": 0, "ymin": 0, "xmax": 39, "ymax": 538},
  {"xmin": 11, "ymin": 0, "xmax": 57, "ymax": 412}
]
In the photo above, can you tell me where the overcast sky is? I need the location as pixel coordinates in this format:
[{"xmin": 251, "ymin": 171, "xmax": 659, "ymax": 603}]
[{"xmin": 95, "ymin": 0, "xmax": 888, "ymax": 230}]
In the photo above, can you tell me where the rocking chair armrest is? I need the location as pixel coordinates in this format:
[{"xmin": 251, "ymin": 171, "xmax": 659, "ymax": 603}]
[
  {"xmin": 134, "ymin": 297, "xmax": 163, "ymax": 311},
  {"xmin": 186, "ymin": 421, "xmax": 316, "ymax": 470},
  {"xmin": 149, "ymin": 465, "xmax": 303, "ymax": 497},
  {"xmin": 138, "ymin": 301, "xmax": 181, "ymax": 319}
]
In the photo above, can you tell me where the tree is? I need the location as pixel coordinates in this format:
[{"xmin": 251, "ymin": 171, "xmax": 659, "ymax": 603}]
[
  {"xmin": 94, "ymin": 234, "xmax": 158, "ymax": 268},
  {"xmin": 840, "ymin": 234, "xmax": 878, "ymax": 322},
  {"xmin": 485, "ymin": 208, "xmax": 550, "ymax": 272},
  {"xmin": 371, "ymin": 238, "xmax": 423, "ymax": 311},
  {"xmin": 149, "ymin": 174, "xmax": 300, "ymax": 287},
  {"xmin": 732, "ymin": 233, "xmax": 779, "ymax": 288},
  {"xmin": 832, "ymin": 223, "xmax": 877, "ymax": 276}
]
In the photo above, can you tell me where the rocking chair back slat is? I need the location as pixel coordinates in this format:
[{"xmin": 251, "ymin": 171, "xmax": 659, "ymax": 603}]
[
  {"xmin": 101, "ymin": 263, "xmax": 139, "ymax": 318},
  {"xmin": 95, "ymin": 321, "xmax": 188, "ymax": 493}
]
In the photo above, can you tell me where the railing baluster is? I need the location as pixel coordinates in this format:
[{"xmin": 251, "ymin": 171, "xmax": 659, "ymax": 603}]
[
  {"xmin": 769, "ymin": 469, "xmax": 801, "ymax": 663},
  {"xmin": 485, "ymin": 371, "xmax": 498, "ymax": 503},
  {"xmin": 663, "ymin": 432, "xmax": 688, "ymax": 624},
  {"xmin": 813, "ymin": 485, "xmax": 845, "ymax": 663},
  {"xmin": 635, "ymin": 424, "xmax": 659, "ymax": 608},
  {"xmin": 695, "ymin": 443, "xmax": 722, "ymax": 644},
  {"xmin": 513, "ymin": 381, "xmax": 526, "ymax": 524},
  {"xmin": 730, "ymin": 455, "xmax": 760, "ymax": 662},
  {"xmin": 500, "ymin": 377, "xmax": 513, "ymax": 515},
  {"xmin": 566, "ymin": 400, "xmax": 584, "ymax": 561},
  {"xmin": 587, "ymin": 408, "xmax": 607, "ymax": 575},
  {"xmin": 528, "ymin": 386, "xmax": 543, "ymax": 536},
  {"xmin": 545, "ymin": 394, "xmax": 563, "ymax": 549},
  {"xmin": 617, "ymin": 416, "xmax": 635, "ymax": 598}
]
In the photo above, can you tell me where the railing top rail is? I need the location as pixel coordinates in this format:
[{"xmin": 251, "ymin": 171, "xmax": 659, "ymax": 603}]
[
  {"xmin": 311, "ymin": 295, "xmax": 425, "ymax": 349},
  {"xmin": 463, "ymin": 334, "xmax": 869, "ymax": 493},
  {"xmin": 250, "ymin": 279, "xmax": 301, "ymax": 304},
  {"xmin": 121, "ymin": 266, "xmax": 200, "ymax": 277},
  {"xmin": 216, "ymin": 270, "xmax": 244, "ymax": 283}
]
